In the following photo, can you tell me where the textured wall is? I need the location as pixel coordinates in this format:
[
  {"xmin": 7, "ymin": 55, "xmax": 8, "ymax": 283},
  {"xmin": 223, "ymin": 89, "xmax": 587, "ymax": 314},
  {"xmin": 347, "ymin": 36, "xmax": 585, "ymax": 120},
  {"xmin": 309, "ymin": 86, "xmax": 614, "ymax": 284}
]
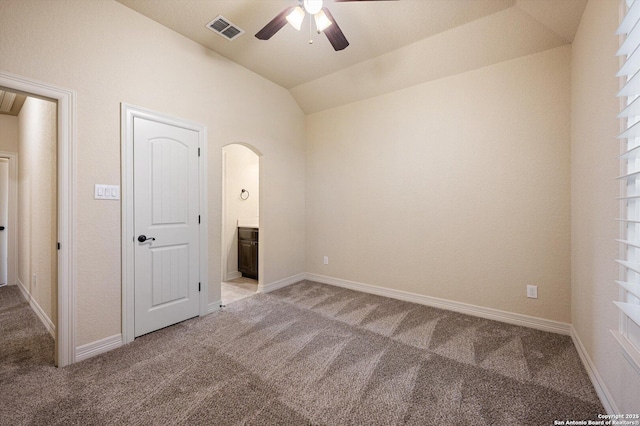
[
  {"xmin": 306, "ymin": 46, "xmax": 571, "ymax": 322},
  {"xmin": 17, "ymin": 97, "xmax": 57, "ymax": 325},
  {"xmin": 0, "ymin": 0, "xmax": 305, "ymax": 345},
  {"xmin": 571, "ymin": 0, "xmax": 640, "ymax": 413}
]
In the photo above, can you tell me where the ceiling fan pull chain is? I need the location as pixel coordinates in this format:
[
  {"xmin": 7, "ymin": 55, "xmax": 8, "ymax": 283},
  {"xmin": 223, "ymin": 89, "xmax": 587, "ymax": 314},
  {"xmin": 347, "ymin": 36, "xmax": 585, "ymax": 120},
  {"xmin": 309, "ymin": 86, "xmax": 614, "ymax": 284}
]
[{"xmin": 308, "ymin": 13, "xmax": 314, "ymax": 44}]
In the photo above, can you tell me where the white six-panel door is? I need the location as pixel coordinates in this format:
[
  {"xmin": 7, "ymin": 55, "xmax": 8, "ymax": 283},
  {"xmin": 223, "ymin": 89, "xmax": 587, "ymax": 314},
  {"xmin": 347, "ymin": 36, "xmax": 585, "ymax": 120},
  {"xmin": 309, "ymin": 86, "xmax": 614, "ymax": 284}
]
[{"xmin": 133, "ymin": 117, "xmax": 200, "ymax": 337}]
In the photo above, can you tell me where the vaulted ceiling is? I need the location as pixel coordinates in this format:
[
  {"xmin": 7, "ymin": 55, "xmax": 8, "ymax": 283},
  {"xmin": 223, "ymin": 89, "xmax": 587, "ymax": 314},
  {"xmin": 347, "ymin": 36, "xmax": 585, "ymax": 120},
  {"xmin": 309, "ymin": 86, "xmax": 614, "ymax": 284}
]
[{"xmin": 116, "ymin": 0, "xmax": 587, "ymax": 113}]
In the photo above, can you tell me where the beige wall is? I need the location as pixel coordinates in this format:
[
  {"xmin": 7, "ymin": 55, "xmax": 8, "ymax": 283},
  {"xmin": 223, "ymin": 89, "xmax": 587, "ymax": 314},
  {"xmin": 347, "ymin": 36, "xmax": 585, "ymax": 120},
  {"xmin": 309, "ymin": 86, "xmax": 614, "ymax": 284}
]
[
  {"xmin": 0, "ymin": 0, "xmax": 306, "ymax": 345},
  {"xmin": 306, "ymin": 45, "xmax": 572, "ymax": 323},
  {"xmin": 0, "ymin": 115, "xmax": 18, "ymax": 152},
  {"xmin": 571, "ymin": 0, "xmax": 640, "ymax": 413},
  {"xmin": 17, "ymin": 97, "xmax": 57, "ymax": 326},
  {"xmin": 223, "ymin": 144, "xmax": 260, "ymax": 280}
]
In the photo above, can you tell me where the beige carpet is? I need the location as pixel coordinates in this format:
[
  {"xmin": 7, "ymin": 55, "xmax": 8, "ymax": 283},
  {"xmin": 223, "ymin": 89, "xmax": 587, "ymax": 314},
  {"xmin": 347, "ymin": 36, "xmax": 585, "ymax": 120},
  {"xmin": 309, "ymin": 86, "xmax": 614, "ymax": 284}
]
[{"xmin": 1, "ymin": 281, "xmax": 604, "ymax": 425}]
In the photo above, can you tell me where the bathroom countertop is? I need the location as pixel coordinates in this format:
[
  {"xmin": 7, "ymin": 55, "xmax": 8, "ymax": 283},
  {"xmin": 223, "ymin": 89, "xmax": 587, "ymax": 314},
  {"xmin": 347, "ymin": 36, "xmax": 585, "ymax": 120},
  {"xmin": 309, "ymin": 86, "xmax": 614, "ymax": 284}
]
[{"xmin": 237, "ymin": 219, "xmax": 259, "ymax": 228}]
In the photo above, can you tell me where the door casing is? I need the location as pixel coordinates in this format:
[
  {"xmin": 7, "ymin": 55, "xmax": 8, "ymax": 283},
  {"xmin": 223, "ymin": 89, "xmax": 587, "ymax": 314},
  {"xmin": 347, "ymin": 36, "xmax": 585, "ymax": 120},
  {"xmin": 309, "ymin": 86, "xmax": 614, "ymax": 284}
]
[
  {"xmin": 121, "ymin": 103, "xmax": 208, "ymax": 344},
  {"xmin": 0, "ymin": 71, "xmax": 77, "ymax": 368}
]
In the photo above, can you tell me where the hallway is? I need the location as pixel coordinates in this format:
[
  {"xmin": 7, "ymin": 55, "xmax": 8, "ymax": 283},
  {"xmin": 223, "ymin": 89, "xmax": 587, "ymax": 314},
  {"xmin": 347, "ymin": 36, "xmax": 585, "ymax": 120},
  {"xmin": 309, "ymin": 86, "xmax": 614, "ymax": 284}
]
[{"xmin": 0, "ymin": 285, "xmax": 54, "ymax": 370}]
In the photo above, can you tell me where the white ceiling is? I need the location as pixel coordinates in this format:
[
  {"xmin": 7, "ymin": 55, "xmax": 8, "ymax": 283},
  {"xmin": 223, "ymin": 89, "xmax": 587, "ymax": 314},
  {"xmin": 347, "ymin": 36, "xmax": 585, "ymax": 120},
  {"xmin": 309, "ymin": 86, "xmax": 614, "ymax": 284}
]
[{"xmin": 115, "ymin": 0, "xmax": 588, "ymax": 113}]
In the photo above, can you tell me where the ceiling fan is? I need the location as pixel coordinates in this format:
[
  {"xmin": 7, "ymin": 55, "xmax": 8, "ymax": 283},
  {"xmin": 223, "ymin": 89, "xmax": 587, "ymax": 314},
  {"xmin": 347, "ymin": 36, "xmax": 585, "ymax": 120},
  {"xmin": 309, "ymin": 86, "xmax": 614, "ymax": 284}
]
[{"xmin": 255, "ymin": 0, "xmax": 396, "ymax": 51}]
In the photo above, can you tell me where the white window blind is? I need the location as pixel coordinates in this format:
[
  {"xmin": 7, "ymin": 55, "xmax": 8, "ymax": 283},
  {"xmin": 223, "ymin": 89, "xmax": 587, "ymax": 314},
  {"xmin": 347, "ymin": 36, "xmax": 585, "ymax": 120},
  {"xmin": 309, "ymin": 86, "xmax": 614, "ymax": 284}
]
[{"xmin": 615, "ymin": 0, "xmax": 640, "ymax": 373}]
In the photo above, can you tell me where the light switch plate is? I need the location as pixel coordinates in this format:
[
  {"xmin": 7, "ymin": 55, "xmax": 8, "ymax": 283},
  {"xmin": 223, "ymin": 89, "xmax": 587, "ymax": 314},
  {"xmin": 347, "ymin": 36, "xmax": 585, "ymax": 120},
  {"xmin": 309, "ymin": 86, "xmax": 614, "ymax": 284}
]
[{"xmin": 94, "ymin": 184, "xmax": 120, "ymax": 200}]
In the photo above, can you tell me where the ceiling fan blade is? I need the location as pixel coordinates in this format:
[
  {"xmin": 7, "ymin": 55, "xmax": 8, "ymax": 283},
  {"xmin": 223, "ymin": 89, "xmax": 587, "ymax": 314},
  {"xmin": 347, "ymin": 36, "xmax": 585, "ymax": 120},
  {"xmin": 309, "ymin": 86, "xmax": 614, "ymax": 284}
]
[
  {"xmin": 322, "ymin": 7, "xmax": 349, "ymax": 51},
  {"xmin": 255, "ymin": 7, "xmax": 294, "ymax": 40}
]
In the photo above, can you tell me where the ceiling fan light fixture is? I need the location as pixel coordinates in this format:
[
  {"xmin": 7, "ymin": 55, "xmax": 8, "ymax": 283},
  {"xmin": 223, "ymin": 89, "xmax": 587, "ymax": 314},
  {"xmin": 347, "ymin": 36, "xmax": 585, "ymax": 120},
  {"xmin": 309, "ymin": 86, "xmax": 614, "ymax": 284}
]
[
  {"xmin": 314, "ymin": 10, "xmax": 332, "ymax": 32},
  {"xmin": 286, "ymin": 6, "xmax": 305, "ymax": 31},
  {"xmin": 303, "ymin": 0, "xmax": 323, "ymax": 15}
]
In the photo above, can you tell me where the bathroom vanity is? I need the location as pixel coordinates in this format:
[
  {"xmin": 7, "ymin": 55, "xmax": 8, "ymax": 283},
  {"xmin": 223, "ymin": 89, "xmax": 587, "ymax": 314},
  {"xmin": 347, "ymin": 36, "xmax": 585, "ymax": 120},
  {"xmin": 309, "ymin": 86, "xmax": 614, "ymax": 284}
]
[{"xmin": 238, "ymin": 226, "xmax": 258, "ymax": 279}]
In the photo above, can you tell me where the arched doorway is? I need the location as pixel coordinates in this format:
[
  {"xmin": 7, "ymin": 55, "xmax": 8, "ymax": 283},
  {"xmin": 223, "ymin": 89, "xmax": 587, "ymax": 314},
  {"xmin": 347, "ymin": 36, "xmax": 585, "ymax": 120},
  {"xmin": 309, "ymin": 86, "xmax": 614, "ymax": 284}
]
[{"xmin": 221, "ymin": 143, "xmax": 261, "ymax": 304}]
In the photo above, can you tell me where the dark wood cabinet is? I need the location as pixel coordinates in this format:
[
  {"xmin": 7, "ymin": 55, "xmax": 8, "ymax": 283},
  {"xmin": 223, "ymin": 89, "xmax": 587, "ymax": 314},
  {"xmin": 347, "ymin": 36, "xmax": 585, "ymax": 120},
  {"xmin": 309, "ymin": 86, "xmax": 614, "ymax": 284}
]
[{"xmin": 238, "ymin": 227, "xmax": 258, "ymax": 279}]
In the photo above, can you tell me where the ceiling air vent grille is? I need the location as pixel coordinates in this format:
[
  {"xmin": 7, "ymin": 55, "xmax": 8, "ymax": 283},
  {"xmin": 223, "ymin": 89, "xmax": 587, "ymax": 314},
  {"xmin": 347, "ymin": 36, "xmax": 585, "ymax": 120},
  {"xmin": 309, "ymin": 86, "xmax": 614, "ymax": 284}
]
[{"xmin": 206, "ymin": 15, "xmax": 245, "ymax": 41}]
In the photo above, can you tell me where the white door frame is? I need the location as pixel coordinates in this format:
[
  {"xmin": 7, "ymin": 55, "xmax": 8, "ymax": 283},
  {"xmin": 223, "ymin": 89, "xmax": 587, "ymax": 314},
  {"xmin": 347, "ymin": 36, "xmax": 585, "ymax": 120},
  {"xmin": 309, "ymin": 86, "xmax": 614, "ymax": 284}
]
[
  {"xmin": 0, "ymin": 71, "xmax": 77, "ymax": 367},
  {"xmin": 121, "ymin": 103, "xmax": 208, "ymax": 344},
  {"xmin": 0, "ymin": 152, "xmax": 18, "ymax": 289}
]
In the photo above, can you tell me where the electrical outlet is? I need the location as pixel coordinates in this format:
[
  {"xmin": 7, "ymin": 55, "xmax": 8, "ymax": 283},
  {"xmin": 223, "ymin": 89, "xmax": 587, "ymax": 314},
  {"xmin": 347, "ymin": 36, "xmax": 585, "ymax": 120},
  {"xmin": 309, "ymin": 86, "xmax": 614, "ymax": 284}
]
[
  {"xmin": 527, "ymin": 285, "xmax": 538, "ymax": 299},
  {"xmin": 32, "ymin": 273, "xmax": 37, "ymax": 288},
  {"xmin": 323, "ymin": 256, "xmax": 329, "ymax": 265}
]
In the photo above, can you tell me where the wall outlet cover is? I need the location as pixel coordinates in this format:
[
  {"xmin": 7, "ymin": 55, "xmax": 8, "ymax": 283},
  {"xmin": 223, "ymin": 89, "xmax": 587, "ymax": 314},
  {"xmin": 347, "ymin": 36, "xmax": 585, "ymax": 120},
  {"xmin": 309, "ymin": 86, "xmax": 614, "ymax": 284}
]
[{"xmin": 527, "ymin": 285, "xmax": 538, "ymax": 299}]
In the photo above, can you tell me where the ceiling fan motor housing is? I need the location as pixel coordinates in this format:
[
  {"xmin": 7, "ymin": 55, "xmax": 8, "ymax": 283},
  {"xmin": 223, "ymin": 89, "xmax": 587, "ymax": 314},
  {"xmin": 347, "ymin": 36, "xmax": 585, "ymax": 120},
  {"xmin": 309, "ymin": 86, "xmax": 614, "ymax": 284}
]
[{"xmin": 304, "ymin": 0, "xmax": 324, "ymax": 15}]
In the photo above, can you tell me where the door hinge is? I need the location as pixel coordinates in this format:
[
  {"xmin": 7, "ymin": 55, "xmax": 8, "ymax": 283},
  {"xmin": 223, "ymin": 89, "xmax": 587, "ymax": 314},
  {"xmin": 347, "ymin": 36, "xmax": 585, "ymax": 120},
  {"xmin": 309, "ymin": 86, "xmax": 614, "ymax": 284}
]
[
  {"xmin": 198, "ymin": 147, "xmax": 201, "ymax": 157},
  {"xmin": 198, "ymin": 215, "xmax": 201, "ymax": 224},
  {"xmin": 198, "ymin": 282, "xmax": 201, "ymax": 292},
  {"xmin": 57, "ymin": 242, "xmax": 60, "ymax": 250}
]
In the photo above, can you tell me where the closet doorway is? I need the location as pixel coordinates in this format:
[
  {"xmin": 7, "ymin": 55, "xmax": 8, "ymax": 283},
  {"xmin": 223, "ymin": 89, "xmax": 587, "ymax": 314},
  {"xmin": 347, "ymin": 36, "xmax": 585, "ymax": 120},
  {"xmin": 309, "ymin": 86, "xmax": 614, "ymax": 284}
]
[{"xmin": 221, "ymin": 143, "xmax": 261, "ymax": 305}]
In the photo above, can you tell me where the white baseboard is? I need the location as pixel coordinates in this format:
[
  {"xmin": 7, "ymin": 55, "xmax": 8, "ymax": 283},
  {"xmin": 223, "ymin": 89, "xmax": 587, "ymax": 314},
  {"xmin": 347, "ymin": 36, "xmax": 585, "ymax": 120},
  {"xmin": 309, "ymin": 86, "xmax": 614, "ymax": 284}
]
[
  {"xmin": 224, "ymin": 271, "xmax": 242, "ymax": 282},
  {"xmin": 16, "ymin": 278, "xmax": 55, "ymax": 338},
  {"xmin": 16, "ymin": 279, "xmax": 29, "ymax": 301},
  {"xmin": 305, "ymin": 273, "xmax": 572, "ymax": 336},
  {"xmin": 571, "ymin": 326, "xmax": 618, "ymax": 415},
  {"xmin": 76, "ymin": 334, "xmax": 123, "ymax": 362},
  {"xmin": 258, "ymin": 273, "xmax": 306, "ymax": 294},
  {"xmin": 29, "ymin": 293, "xmax": 55, "ymax": 338},
  {"xmin": 208, "ymin": 301, "xmax": 222, "ymax": 314}
]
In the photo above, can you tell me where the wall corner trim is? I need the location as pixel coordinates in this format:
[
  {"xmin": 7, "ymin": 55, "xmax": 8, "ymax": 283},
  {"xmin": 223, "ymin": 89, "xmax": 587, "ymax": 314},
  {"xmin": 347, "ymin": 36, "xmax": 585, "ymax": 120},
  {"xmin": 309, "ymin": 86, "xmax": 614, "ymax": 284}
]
[
  {"xmin": 75, "ymin": 334, "xmax": 123, "ymax": 362},
  {"xmin": 570, "ymin": 326, "xmax": 619, "ymax": 415},
  {"xmin": 304, "ymin": 273, "xmax": 572, "ymax": 335}
]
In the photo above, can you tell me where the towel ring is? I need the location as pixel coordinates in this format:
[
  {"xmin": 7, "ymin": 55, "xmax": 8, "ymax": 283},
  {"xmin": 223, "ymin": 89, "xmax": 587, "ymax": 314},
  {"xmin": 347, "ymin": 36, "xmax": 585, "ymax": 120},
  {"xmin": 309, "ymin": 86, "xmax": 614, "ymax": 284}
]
[{"xmin": 241, "ymin": 189, "xmax": 249, "ymax": 200}]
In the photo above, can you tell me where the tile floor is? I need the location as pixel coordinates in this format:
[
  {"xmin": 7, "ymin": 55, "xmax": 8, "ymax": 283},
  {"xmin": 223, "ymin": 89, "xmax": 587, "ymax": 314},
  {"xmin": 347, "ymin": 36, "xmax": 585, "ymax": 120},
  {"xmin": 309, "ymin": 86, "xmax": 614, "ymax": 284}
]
[{"xmin": 221, "ymin": 277, "xmax": 258, "ymax": 305}]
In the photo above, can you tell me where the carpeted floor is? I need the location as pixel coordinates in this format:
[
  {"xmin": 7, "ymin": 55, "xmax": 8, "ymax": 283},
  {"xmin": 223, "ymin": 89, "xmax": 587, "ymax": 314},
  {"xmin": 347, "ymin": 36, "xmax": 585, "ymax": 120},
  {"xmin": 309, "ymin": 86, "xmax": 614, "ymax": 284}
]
[{"xmin": 1, "ymin": 281, "xmax": 604, "ymax": 425}]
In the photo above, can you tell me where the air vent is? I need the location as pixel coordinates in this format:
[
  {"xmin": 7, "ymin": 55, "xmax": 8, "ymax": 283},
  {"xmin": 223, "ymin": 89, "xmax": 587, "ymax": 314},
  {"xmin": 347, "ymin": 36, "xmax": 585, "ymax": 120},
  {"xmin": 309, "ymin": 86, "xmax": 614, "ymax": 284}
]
[
  {"xmin": 0, "ymin": 91, "xmax": 16, "ymax": 113},
  {"xmin": 0, "ymin": 90, "xmax": 26, "ymax": 116},
  {"xmin": 206, "ymin": 15, "xmax": 245, "ymax": 41}
]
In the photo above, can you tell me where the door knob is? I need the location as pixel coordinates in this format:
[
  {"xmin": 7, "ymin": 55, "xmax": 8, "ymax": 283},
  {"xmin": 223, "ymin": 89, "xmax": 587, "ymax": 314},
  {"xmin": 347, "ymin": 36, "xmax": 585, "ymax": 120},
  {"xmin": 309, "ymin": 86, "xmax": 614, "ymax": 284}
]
[
  {"xmin": 137, "ymin": 235, "xmax": 155, "ymax": 242},
  {"xmin": 0, "ymin": 226, "xmax": 5, "ymax": 231}
]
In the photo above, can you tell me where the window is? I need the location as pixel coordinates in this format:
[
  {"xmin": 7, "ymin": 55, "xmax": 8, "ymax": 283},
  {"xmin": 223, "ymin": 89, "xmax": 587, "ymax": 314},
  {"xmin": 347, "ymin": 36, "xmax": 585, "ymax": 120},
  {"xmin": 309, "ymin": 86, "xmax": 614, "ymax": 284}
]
[{"xmin": 615, "ymin": 0, "xmax": 640, "ymax": 373}]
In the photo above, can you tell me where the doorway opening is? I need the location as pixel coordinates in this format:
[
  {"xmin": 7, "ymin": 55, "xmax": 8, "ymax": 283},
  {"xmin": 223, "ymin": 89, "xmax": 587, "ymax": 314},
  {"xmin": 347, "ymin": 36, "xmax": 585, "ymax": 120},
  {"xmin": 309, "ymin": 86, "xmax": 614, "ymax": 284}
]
[
  {"xmin": 221, "ymin": 143, "xmax": 261, "ymax": 305},
  {"xmin": 0, "ymin": 91, "xmax": 58, "ymax": 367},
  {"xmin": 0, "ymin": 71, "xmax": 77, "ymax": 368}
]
